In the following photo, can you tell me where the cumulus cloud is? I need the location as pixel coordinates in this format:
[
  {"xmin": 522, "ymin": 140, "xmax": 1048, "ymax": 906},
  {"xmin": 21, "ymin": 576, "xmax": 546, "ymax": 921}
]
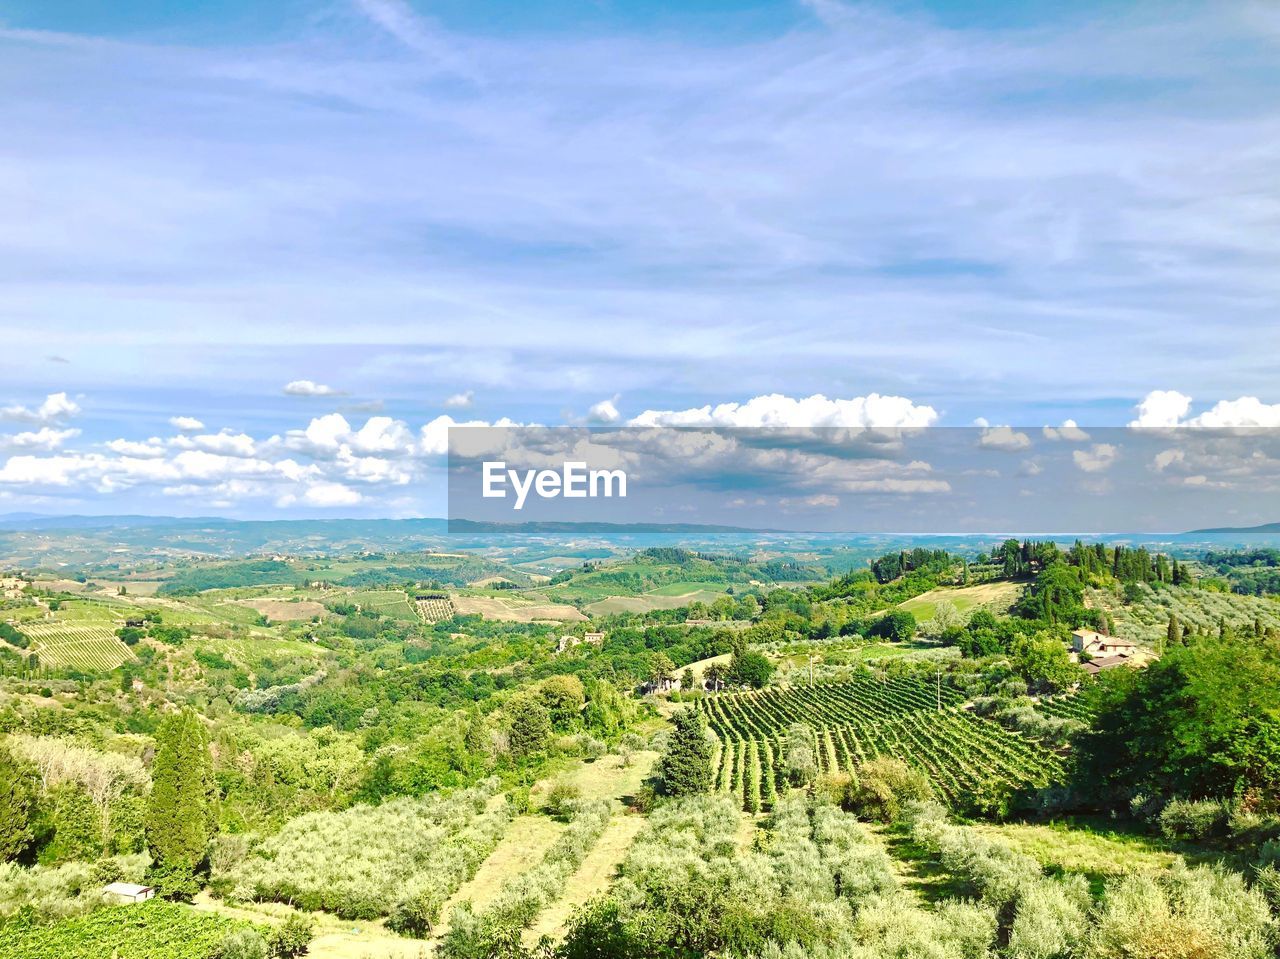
[
  {"xmin": 628, "ymin": 393, "xmax": 938, "ymax": 428},
  {"xmin": 169, "ymin": 416, "xmax": 205, "ymax": 431},
  {"xmin": 443, "ymin": 391, "xmax": 474, "ymax": 409},
  {"xmin": 284, "ymin": 380, "xmax": 345, "ymax": 397},
  {"xmin": 3, "ymin": 428, "xmax": 81, "ymax": 452},
  {"xmin": 1130, "ymin": 391, "xmax": 1280, "ymax": 428},
  {"xmin": 1, "ymin": 392, "xmax": 80, "ymax": 424},
  {"xmin": 1043, "ymin": 420, "xmax": 1089, "ymax": 442},
  {"xmin": 978, "ymin": 426, "xmax": 1032, "ymax": 451},
  {"xmin": 1129, "ymin": 390, "xmax": 1194, "ymax": 427},
  {"xmin": 588, "ymin": 397, "xmax": 622, "ymax": 424},
  {"xmin": 1073, "ymin": 443, "xmax": 1119, "ymax": 472}
]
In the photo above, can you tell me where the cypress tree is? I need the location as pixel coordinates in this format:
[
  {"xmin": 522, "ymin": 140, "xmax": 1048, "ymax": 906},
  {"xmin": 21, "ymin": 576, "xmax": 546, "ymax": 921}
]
[
  {"xmin": 660, "ymin": 708, "xmax": 714, "ymax": 796},
  {"xmin": 0, "ymin": 745, "xmax": 38, "ymax": 862},
  {"xmin": 146, "ymin": 708, "xmax": 217, "ymax": 878},
  {"xmin": 1166, "ymin": 615, "xmax": 1181, "ymax": 651}
]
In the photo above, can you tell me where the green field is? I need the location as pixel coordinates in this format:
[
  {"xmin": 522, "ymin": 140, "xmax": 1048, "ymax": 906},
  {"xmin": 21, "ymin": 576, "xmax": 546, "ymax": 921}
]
[
  {"xmin": 22, "ymin": 623, "xmax": 134, "ymax": 671},
  {"xmin": 897, "ymin": 580, "xmax": 1024, "ymax": 621}
]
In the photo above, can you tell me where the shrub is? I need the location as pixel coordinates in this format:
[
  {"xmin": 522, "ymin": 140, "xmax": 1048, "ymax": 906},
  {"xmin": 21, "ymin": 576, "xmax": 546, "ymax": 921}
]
[
  {"xmin": 844, "ymin": 757, "xmax": 932, "ymax": 823},
  {"xmin": 265, "ymin": 913, "xmax": 314, "ymax": 959},
  {"xmin": 544, "ymin": 779, "xmax": 581, "ymax": 819},
  {"xmin": 1159, "ymin": 798, "xmax": 1230, "ymax": 840},
  {"xmin": 214, "ymin": 929, "xmax": 268, "ymax": 959}
]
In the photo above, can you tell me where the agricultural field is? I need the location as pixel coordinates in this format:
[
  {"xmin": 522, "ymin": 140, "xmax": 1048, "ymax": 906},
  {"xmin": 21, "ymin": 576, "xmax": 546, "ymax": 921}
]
[
  {"xmin": 452, "ymin": 592, "xmax": 587, "ymax": 623},
  {"xmin": 22, "ymin": 622, "xmax": 135, "ymax": 671},
  {"xmin": 701, "ymin": 676, "xmax": 1064, "ymax": 812},
  {"xmin": 582, "ymin": 586, "xmax": 729, "ymax": 616},
  {"xmin": 237, "ymin": 598, "xmax": 326, "ymax": 622},
  {"xmin": 413, "ymin": 594, "xmax": 455, "ymax": 623},
  {"xmin": 1090, "ymin": 581, "xmax": 1280, "ymax": 647},
  {"xmin": 347, "ymin": 589, "xmax": 418, "ymax": 621},
  {"xmin": 896, "ymin": 579, "xmax": 1025, "ymax": 621}
]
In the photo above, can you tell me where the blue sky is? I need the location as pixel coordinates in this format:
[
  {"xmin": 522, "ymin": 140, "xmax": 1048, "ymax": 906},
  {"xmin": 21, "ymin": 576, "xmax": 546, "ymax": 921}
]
[{"xmin": 1, "ymin": 0, "xmax": 1278, "ymax": 518}]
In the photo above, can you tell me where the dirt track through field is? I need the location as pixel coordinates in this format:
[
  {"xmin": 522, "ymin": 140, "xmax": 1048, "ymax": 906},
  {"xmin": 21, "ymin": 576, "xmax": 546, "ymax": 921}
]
[{"xmin": 525, "ymin": 809, "xmax": 646, "ymax": 942}]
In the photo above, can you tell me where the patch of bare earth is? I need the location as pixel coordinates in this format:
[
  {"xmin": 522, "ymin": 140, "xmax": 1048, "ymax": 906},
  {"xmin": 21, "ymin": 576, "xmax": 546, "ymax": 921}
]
[{"xmin": 238, "ymin": 599, "xmax": 327, "ymax": 621}]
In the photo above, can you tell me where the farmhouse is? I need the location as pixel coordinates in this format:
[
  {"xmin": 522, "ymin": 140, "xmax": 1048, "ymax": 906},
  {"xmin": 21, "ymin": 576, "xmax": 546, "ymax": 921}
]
[
  {"xmin": 1080, "ymin": 654, "xmax": 1134, "ymax": 676},
  {"xmin": 1071, "ymin": 629, "xmax": 1137, "ymax": 657},
  {"xmin": 103, "ymin": 882, "xmax": 155, "ymax": 904},
  {"xmin": 556, "ymin": 631, "xmax": 606, "ymax": 654}
]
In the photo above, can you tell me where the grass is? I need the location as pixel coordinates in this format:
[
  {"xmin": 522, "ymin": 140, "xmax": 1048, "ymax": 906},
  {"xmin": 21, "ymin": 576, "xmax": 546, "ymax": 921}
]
[
  {"xmin": 897, "ymin": 580, "xmax": 1024, "ymax": 621},
  {"xmin": 646, "ymin": 581, "xmax": 731, "ymax": 597},
  {"xmin": 525, "ymin": 812, "xmax": 646, "ymax": 942}
]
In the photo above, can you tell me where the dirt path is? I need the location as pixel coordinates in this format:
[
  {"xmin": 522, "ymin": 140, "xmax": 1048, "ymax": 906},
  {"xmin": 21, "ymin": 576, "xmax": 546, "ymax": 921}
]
[
  {"xmin": 525, "ymin": 809, "xmax": 645, "ymax": 942},
  {"xmin": 434, "ymin": 815, "xmax": 566, "ymax": 937}
]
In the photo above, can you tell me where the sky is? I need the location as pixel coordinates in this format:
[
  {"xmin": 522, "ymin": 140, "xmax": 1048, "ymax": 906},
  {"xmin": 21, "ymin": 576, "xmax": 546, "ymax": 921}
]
[{"xmin": 1, "ymin": 0, "xmax": 1279, "ymax": 519}]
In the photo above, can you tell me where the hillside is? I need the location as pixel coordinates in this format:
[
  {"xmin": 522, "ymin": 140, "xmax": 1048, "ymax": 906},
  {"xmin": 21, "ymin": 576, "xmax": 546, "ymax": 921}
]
[{"xmin": 1, "ymin": 536, "xmax": 1278, "ymax": 958}]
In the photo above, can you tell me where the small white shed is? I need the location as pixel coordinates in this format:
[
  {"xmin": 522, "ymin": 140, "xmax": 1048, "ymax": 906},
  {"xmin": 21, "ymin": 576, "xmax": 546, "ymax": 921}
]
[{"xmin": 103, "ymin": 881, "xmax": 156, "ymax": 904}]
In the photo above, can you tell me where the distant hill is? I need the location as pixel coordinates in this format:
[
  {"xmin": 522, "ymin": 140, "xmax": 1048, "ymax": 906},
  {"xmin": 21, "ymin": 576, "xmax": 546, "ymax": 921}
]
[{"xmin": 1182, "ymin": 521, "xmax": 1280, "ymax": 536}]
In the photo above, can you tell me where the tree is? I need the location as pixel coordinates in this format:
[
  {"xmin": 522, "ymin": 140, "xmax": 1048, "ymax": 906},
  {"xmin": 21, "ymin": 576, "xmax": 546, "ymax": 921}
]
[
  {"xmin": 146, "ymin": 708, "xmax": 217, "ymax": 893},
  {"xmin": 1080, "ymin": 633, "xmax": 1280, "ymax": 809},
  {"xmin": 870, "ymin": 610, "xmax": 917, "ymax": 643},
  {"xmin": 1166, "ymin": 615, "xmax": 1181, "ymax": 651},
  {"xmin": 539, "ymin": 674, "xmax": 586, "ymax": 727},
  {"xmin": 725, "ymin": 650, "xmax": 773, "ymax": 688},
  {"xmin": 0, "ymin": 745, "xmax": 37, "ymax": 861},
  {"xmin": 647, "ymin": 652, "xmax": 675, "ymax": 688},
  {"xmin": 1011, "ymin": 632, "xmax": 1081, "ymax": 693},
  {"xmin": 659, "ymin": 708, "xmax": 714, "ymax": 796},
  {"xmin": 506, "ymin": 695, "xmax": 552, "ymax": 758},
  {"xmin": 681, "ymin": 668, "xmax": 697, "ymax": 693}
]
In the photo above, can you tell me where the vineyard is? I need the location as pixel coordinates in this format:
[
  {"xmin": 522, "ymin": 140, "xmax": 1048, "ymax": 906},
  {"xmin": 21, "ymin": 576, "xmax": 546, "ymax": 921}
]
[
  {"xmin": 700, "ymin": 677, "xmax": 1065, "ymax": 812},
  {"xmin": 21, "ymin": 623, "xmax": 134, "ymax": 672}
]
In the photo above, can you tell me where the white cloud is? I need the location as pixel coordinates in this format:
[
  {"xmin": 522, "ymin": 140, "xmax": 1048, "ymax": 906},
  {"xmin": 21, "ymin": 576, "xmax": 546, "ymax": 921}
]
[
  {"xmin": 1185, "ymin": 396, "xmax": 1280, "ymax": 427},
  {"xmin": 301, "ymin": 481, "xmax": 363, "ymax": 507},
  {"xmin": 443, "ymin": 390, "xmax": 474, "ymax": 409},
  {"xmin": 284, "ymin": 380, "xmax": 344, "ymax": 397},
  {"xmin": 1130, "ymin": 391, "xmax": 1280, "ymax": 428},
  {"xmin": 628, "ymin": 393, "xmax": 938, "ymax": 428},
  {"xmin": 169, "ymin": 416, "xmax": 205, "ymax": 431},
  {"xmin": 1073, "ymin": 443, "xmax": 1119, "ymax": 472},
  {"xmin": 978, "ymin": 426, "xmax": 1031, "ymax": 451},
  {"xmin": 106, "ymin": 438, "xmax": 167, "ymax": 458},
  {"xmin": 779, "ymin": 493, "xmax": 840, "ymax": 509},
  {"xmin": 588, "ymin": 397, "xmax": 621, "ymax": 424},
  {"xmin": 1043, "ymin": 420, "xmax": 1089, "ymax": 442},
  {"xmin": 4, "ymin": 428, "xmax": 81, "ymax": 452},
  {"xmin": 1129, "ymin": 390, "xmax": 1193, "ymax": 427},
  {"xmin": 1, "ymin": 392, "xmax": 80, "ymax": 425}
]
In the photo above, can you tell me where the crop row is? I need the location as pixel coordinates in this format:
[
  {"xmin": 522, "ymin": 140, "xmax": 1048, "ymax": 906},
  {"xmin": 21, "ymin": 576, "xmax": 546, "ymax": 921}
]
[
  {"xmin": 702, "ymin": 678, "xmax": 1064, "ymax": 812},
  {"xmin": 21, "ymin": 624, "xmax": 134, "ymax": 672}
]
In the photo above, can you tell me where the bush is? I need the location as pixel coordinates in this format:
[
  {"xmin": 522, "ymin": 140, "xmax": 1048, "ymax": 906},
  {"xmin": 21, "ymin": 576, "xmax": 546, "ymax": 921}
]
[
  {"xmin": 844, "ymin": 757, "xmax": 932, "ymax": 823},
  {"xmin": 1159, "ymin": 798, "xmax": 1229, "ymax": 840},
  {"xmin": 214, "ymin": 929, "xmax": 268, "ymax": 959},
  {"xmin": 544, "ymin": 779, "xmax": 581, "ymax": 819},
  {"xmin": 265, "ymin": 913, "xmax": 314, "ymax": 959}
]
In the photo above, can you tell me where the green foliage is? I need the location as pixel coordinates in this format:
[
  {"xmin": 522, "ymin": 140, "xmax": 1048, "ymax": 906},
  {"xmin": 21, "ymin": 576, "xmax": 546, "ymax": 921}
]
[
  {"xmin": 0, "ymin": 745, "xmax": 38, "ymax": 861},
  {"xmin": 226, "ymin": 780, "xmax": 508, "ymax": 920},
  {"xmin": 723, "ymin": 649, "xmax": 773, "ymax": 688},
  {"xmin": 659, "ymin": 708, "xmax": 714, "ymax": 796},
  {"xmin": 506, "ymin": 695, "xmax": 553, "ymax": 758},
  {"xmin": 843, "ymin": 756, "xmax": 933, "ymax": 823},
  {"xmin": 0, "ymin": 901, "xmax": 255, "ymax": 959},
  {"xmin": 146, "ymin": 709, "xmax": 217, "ymax": 887},
  {"xmin": 869, "ymin": 609, "xmax": 917, "ymax": 642},
  {"xmin": 1079, "ymin": 633, "xmax": 1280, "ymax": 809}
]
